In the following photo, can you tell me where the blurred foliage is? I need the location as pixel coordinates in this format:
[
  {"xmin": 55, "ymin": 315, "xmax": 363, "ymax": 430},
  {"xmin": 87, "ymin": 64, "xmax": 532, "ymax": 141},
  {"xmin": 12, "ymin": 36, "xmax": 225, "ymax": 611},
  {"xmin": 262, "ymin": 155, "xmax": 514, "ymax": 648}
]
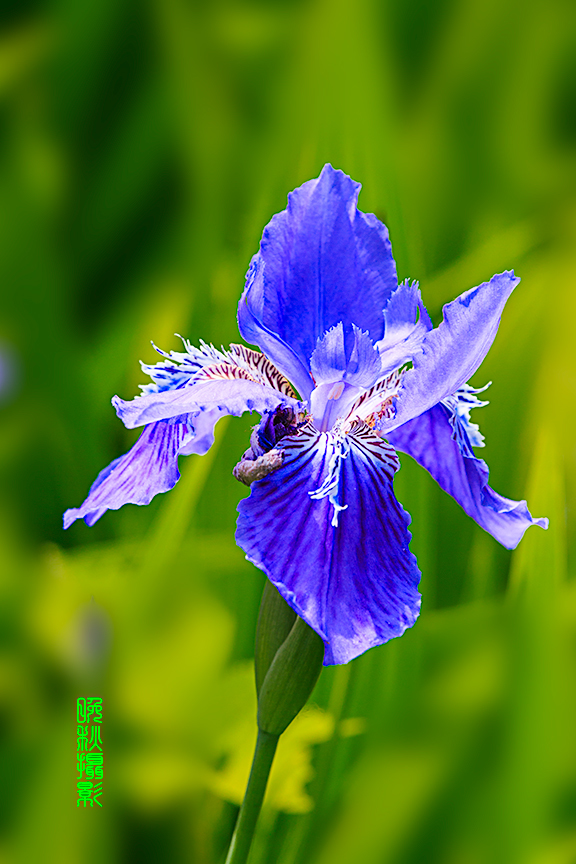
[{"xmin": 0, "ymin": 0, "xmax": 575, "ymax": 861}]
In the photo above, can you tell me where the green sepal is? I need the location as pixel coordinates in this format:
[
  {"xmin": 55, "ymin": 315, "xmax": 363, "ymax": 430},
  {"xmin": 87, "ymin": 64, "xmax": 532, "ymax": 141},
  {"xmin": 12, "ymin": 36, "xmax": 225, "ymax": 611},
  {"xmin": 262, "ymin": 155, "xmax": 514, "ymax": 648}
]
[
  {"xmin": 257, "ymin": 614, "xmax": 325, "ymax": 736},
  {"xmin": 254, "ymin": 580, "xmax": 297, "ymax": 694}
]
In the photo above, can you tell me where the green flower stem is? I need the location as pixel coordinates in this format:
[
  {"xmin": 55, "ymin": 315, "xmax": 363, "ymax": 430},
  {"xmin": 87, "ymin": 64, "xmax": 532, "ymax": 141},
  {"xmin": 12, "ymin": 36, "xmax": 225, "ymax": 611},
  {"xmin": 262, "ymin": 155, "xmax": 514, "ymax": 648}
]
[
  {"xmin": 224, "ymin": 729, "xmax": 279, "ymax": 864},
  {"xmin": 225, "ymin": 582, "xmax": 325, "ymax": 864}
]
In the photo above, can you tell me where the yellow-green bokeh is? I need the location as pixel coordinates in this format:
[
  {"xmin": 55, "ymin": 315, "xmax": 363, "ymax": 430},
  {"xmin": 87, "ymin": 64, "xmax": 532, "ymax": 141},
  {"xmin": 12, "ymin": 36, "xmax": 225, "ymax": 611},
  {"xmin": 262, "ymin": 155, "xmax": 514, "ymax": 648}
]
[{"xmin": 0, "ymin": 0, "xmax": 575, "ymax": 862}]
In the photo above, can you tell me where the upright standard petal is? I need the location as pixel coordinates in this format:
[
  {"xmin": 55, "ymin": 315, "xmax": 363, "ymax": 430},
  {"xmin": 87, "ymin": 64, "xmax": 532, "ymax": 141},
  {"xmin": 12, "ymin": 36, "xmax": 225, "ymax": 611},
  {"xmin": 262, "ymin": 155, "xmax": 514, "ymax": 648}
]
[
  {"xmin": 376, "ymin": 280, "xmax": 433, "ymax": 373},
  {"xmin": 310, "ymin": 323, "xmax": 382, "ymax": 389},
  {"xmin": 238, "ymin": 164, "xmax": 398, "ymax": 390},
  {"xmin": 63, "ymin": 419, "xmax": 194, "ymax": 528},
  {"xmin": 237, "ymin": 291, "xmax": 314, "ymax": 400},
  {"xmin": 236, "ymin": 423, "xmax": 421, "ymax": 665},
  {"xmin": 309, "ymin": 324, "xmax": 383, "ymax": 431},
  {"xmin": 387, "ymin": 404, "xmax": 548, "ymax": 549},
  {"xmin": 383, "ymin": 271, "xmax": 520, "ymax": 433}
]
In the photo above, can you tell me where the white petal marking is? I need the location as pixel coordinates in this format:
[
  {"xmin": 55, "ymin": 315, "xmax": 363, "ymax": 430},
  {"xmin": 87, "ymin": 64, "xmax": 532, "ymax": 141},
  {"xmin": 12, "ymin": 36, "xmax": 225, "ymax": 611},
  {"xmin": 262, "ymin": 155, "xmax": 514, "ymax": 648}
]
[{"xmin": 139, "ymin": 339, "xmax": 296, "ymax": 397}]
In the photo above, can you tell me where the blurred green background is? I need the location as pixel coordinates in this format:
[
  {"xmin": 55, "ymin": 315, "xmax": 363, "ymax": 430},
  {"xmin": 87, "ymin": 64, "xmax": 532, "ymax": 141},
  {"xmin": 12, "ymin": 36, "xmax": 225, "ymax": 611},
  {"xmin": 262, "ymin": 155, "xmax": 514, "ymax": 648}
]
[{"xmin": 0, "ymin": 0, "xmax": 575, "ymax": 861}]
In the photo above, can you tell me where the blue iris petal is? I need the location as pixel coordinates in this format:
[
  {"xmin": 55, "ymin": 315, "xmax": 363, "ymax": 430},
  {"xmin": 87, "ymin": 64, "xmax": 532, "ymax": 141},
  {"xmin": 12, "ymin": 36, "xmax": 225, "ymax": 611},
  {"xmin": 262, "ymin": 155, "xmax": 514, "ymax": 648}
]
[
  {"xmin": 66, "ymin": 378, "xmax": 299, "ymax": 529},
  {"xmin": 113, "ymin": 378, "xmax": 297, "ymax": 429},
  {"xmin": 238, "ymin": 164, "xmax": 398, "ymax": 392},
  {"xmin": 309, "ymin": 323, "xmax": 383, "ymax": 431},
  {"xmin": 376, "ymin": 279, "xmax": 433, "ymax": 373},
  {"xmin": 383, "ymin": 271, "xmax": 520, "ymax": 433},
  {"xmin": 442, "ymin": 382, "xmax": 491, "ymax": 457},
  {"xmin": 387, "ymin": 403, "xmax": 548, "ymax": 549},
  {"xmin": 236, "ymin": 423, "xmax": 421, "ymax": 665},
  {"xmin": 63, "ymin": 418, "xmax": 195, "ymax": 528},
  {"xmin": 310, "ymin": 323, "xmax": 382, "ymax": 389}
]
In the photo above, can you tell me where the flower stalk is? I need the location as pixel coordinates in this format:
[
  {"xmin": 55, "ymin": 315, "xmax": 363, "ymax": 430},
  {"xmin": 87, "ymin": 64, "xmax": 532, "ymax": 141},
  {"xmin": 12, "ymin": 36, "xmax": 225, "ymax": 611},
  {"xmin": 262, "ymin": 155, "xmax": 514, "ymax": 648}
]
[
  {"xmin": 224, "ymin": 729, "xmax": 279, "ymax": 864},
  {"xmin": 225, "ymin": 582, "xmax": 325, "ymax": 864}
]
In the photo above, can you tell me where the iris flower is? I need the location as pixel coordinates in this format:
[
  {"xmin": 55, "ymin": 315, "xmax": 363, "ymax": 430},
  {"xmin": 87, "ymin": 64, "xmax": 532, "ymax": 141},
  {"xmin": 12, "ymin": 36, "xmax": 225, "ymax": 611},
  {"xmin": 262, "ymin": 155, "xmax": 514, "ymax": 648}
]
[{"xmin": 64, "ymin": 165, "xmax": 547, "ymax": 665}]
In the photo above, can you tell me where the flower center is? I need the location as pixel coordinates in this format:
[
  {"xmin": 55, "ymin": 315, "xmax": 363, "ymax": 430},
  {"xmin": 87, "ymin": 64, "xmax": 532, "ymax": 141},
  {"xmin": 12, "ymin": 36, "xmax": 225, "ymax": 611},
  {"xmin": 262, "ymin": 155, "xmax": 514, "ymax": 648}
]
[{"xmin": 309, "ymin": 381, "xmax": 361, "ymax": 432}]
